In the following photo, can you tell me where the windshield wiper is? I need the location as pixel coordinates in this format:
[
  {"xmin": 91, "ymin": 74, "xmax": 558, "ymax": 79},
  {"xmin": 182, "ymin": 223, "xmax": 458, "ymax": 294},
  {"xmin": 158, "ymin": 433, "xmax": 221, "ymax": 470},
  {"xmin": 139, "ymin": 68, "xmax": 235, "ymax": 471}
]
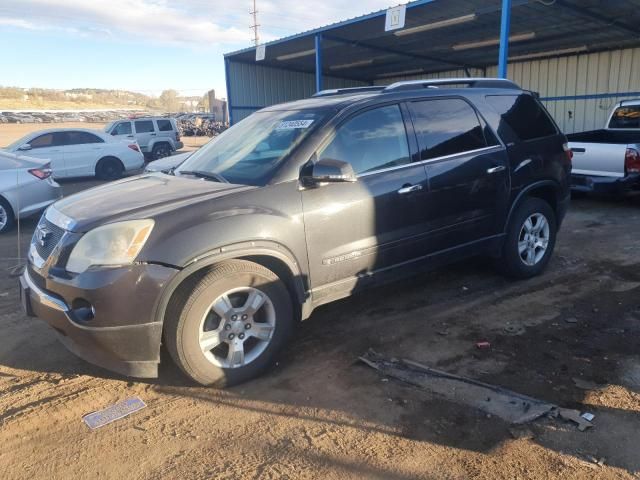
[{"xmin": 178, "ymin": 170, "xmax": 228, "ymax": 183}]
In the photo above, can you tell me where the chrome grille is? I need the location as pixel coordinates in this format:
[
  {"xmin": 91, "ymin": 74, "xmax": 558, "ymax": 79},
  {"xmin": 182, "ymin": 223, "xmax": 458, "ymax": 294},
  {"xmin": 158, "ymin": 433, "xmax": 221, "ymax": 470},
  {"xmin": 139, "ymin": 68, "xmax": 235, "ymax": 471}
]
[{"xmin": 33, "ymin": 217, "xmax": 65, "ymax": 260}]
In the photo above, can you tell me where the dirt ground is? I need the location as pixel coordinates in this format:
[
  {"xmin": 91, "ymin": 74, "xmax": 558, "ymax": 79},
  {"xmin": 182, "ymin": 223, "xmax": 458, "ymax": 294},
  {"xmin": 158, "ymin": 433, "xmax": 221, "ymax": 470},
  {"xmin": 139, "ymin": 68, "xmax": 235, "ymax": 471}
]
[
  {"xmin": 1, "ymin": 178, "xmax": 639, "ymax": 479},
  {"xmin": 0, "ymin": 122, "xmax": 211, "ymax": 151}
]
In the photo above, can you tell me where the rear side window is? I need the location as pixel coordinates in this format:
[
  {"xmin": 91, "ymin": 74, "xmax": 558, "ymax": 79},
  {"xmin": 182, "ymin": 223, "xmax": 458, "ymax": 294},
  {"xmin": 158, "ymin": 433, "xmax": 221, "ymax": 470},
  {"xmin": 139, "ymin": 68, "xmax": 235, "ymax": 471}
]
[
  {"xmin": 608, "ymin": 105, "xmax": 640, "ymax": 129},
  {"xmin": 112, "ymin": 122, "xmax": 132, "ymax": 135},
  {"xmin": 486, "ymin": 94, "xmax": 557, "ymax": 142},
  {"xmin": 156, "ymin": 119, "xmax": 173, "ymax": 132},
  {"xmin": 65, "ymin": 131, "xmax": 103, "ymax": 145},
  {"xmin": 318, "ymin": 105, "xmax": 410, "ymax": 174},
  {"xmin": 410, "ymin": 99, "xmax": 492, "ymax": 160},
  {"xmin": 135, "ymin": 120, "xmax": 155, "ymax": 133}
]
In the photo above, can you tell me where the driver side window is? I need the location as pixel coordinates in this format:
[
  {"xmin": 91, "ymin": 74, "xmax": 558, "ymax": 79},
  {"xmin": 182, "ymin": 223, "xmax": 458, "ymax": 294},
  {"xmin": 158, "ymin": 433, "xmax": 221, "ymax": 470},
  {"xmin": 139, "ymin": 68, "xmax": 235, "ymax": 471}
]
[
  {"xmin": 318, "ymin": 105, "xmax": 410, "ymax": 175},
  {"xmin": 112, "ymin": 122, "xmax": 132, "ymax": 135}
]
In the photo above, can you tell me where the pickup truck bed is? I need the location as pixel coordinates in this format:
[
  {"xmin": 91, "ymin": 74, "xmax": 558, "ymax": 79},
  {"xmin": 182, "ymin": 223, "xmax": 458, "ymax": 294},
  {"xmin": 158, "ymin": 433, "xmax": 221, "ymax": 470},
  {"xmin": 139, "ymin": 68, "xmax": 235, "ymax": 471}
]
[{"xmin": 567, "ymin": 129, "xmax": 640, "ymax": 194}]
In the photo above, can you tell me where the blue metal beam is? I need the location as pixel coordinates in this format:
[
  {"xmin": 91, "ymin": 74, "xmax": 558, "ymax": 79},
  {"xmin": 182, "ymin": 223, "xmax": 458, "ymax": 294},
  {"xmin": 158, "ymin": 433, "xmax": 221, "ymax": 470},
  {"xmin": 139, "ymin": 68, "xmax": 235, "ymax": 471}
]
[
  {"xmin": 224, "ymin": 57, "xmax": 234, "ymax": 125},
  {"xmin": 498, "ymin": 0, "xmax": 512, "ymax": 78},
  {"xmin": 315, "ymin": 33, "xmax": 323, "ymax": 93}
]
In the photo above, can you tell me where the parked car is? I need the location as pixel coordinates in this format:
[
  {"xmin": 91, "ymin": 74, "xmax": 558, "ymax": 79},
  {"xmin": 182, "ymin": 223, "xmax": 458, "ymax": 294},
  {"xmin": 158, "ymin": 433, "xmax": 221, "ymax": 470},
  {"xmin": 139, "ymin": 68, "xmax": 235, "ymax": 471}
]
[
  {"xmin": 20, "ymin": 78, "xmax": 571, "ymax": 386},
  {"xmin": 0, "ymin": 151, "xmax": 61, "ymax": 233},
  {"xmin": 143, "ymin": 151, "xmax": 192, "ymax": 173},
  {"xmin": 4, "ymin": 128, "xmax": 144, "ymax": 180},
  {"xmin": 568, "ymin": 100, "xmax": 640, "ymax": 195},
  {"xmin": 103, "ymin": 117, "xmax": 184, "ymax": 160}
]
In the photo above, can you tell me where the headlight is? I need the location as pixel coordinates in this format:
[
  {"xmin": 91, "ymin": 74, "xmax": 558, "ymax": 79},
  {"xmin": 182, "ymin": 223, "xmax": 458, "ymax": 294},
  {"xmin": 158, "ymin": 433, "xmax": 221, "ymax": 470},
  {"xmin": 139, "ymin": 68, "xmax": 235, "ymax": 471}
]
[{"xmin": 66, "ymin": 220, "xmax": 154, "ymax": 273}]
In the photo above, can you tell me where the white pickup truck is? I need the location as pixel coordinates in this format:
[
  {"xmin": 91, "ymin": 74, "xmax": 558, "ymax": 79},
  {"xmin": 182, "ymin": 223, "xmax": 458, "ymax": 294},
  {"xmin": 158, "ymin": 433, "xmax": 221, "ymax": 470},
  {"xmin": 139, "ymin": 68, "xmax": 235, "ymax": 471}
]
[{"xmin": 568, "ymin": 100, "xmax": 640, "ymax": 195}]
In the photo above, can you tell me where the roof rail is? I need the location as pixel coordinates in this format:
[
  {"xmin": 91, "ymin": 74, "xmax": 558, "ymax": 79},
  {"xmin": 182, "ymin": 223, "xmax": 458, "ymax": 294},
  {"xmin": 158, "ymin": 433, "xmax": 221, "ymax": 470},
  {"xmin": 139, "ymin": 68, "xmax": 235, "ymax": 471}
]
[
  {"xmin": 312, "ymin": 86, "xmax": 385, "ymax": 97},
  {"xmin": 383, "ymin": 77, "xmax": 520, "ymax": 92}
]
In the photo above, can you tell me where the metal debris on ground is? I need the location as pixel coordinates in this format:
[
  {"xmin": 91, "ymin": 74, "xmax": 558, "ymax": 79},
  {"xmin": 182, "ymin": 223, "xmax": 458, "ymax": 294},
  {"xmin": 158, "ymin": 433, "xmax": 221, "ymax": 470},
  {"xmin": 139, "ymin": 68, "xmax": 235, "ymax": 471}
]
[
  {"xmin": 503, "ymin": 324, "xmax": 526, "ymax": 336},
  {"xmin": 565, "ymin": 317, "xmax": 578, "ymax": 324},
  {"xmin": 359, "ymin": 350, "xmax": 594, "ymax": 431},
  {"xmin": 83, "ymin": 397, "xmax": 147, "ymax": 430},
  {"xmin": 475, "ymin": 341, "xmax": 491, "ymax": 349}
]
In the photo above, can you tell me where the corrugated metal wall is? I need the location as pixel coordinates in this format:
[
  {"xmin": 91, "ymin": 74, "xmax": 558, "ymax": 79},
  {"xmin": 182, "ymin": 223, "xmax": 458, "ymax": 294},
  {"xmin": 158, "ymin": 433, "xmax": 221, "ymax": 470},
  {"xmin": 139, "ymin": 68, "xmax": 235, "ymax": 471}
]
[
  {"xmin": 228, "ymin": 47, "xmax": 640, "ymax": 132},
  {"xmin": 373, "ymin": 47, "xmax": 640, "ymax": 134},
  {"xmin": 227, "ymin": 61, "xmax": 367, "ymax": 123}
]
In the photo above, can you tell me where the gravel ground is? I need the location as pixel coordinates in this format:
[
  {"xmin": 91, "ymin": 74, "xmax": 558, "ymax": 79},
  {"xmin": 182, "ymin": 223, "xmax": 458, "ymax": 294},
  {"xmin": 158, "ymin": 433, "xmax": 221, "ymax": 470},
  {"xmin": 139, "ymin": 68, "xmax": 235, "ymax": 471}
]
[{"xmin": 0, "ymin": 180, "xmax": 639, "ymax": 479}]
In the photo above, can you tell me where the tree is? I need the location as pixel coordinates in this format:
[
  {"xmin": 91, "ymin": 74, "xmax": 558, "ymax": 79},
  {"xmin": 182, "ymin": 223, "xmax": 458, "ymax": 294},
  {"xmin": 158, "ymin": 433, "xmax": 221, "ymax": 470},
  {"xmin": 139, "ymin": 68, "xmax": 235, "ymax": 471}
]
[{"xmin": 158, "ymin": 89, "xmax": 180, "ymax": 113}]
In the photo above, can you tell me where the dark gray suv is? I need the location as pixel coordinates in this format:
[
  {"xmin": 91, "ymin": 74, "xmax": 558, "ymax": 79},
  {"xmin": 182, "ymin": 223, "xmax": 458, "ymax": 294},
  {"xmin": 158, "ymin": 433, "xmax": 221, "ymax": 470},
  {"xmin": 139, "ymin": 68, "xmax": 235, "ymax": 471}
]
[{"xmin": 20, "ymin": 78, "xmax": 572, "ymax": 386}]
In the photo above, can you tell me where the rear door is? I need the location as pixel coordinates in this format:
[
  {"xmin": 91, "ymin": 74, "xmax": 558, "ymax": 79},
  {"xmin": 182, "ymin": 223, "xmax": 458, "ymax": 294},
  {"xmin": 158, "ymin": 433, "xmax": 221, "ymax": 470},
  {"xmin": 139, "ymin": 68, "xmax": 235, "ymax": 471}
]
[
  {"xmin": 408, "ymin": 97, "xmax": 510, "ymax": 253},
  {"xmin": 301, "ymin": 104, "xmax": 430, "ymax": 300},
  {"xmin": 134, "ymin": 120, "xmax": 156, "ymax": 151},
  {"xmin": 22, "ymin": 132, "xmax": 66, "ymax": 177},
  {"xmin": 61, "ymin": 131, "xmax": 106, "ymax": 177},
  {"xmin": 155, "ymin": 118, "xmax": 175, "ymax": 143}
]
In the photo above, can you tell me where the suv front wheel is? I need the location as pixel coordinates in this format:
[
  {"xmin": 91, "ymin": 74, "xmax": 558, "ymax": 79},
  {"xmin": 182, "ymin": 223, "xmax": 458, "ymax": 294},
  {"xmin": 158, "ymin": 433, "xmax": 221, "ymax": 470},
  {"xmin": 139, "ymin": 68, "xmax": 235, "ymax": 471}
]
[
  {"xmin": 499, "ymin": 197, "xmax": 557, "ymax": 279},
  {"xmin": 165, "ymin": 260, "xmax": 294, "ymax": 387}
]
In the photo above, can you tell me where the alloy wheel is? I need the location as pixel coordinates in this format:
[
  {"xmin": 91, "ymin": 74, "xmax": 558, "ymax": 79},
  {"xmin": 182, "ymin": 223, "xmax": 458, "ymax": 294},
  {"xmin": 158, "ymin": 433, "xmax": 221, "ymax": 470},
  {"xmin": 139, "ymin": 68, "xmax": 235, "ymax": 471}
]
[
  {"xmin": 0, "ymin": 205, "xmax": 7, "ymax": 230},
  {"xmin": 518, "ymin": 212, "xmax": 550, "ymax": 266},
  {"xmin": 199, "ymin": 287, "xmax": 276, "ymax": 369}
]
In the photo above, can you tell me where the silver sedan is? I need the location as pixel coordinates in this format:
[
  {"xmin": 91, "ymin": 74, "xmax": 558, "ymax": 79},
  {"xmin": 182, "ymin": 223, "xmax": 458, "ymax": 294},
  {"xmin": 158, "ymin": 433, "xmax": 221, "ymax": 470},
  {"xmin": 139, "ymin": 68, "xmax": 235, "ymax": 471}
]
[{"xmin": 0, "ymin": 151, "xmax": 62, "ymax": 233}]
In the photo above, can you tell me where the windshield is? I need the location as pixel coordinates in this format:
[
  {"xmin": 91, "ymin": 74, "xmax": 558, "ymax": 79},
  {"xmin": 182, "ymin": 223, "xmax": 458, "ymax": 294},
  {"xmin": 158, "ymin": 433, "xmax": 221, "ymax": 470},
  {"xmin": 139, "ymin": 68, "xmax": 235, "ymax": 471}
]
[
  {"xmin": 176, "ymin": 109, "xmax": 327, "ymax": 185},
  {"xmin": 103, "ymin": 121, "xmax": 116, "ymax": 133}
]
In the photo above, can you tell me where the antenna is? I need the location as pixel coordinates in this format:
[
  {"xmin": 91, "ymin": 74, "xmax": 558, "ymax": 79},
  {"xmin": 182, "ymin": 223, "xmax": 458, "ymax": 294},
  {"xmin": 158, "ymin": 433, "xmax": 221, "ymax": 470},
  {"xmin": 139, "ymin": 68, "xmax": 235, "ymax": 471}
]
[{"xmin": 250, "ymin": 0, "xmax": 260, "ymax": 46}]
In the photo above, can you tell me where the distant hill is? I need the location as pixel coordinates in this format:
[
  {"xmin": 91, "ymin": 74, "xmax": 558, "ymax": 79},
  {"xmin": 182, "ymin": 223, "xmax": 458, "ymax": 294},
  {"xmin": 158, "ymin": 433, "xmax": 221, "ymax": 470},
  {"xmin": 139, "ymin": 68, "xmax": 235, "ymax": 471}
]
[{"xmin": 0, "ymin": 87, "xmax": 207, "ymax": 112}]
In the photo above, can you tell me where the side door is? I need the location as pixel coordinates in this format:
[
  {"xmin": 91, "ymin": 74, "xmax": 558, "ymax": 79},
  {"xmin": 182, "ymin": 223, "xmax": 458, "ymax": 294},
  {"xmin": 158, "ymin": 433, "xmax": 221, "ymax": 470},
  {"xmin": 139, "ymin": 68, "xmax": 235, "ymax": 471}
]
[
  {"xmin": 21, "ymin": 132, "xmax": 66, "ymax": 177},
  {"xmin": 61, "ymin": 131, "xmax": 106, "ymax": 177},
  {"xmin": 301, "ymin": 104, "xmax": 430, "ymax": 301},
  {"xmin": 134, "ymin": 120, "xmax": 156, "ymax": 152},
  {"xmin": 109, "ymin": 121, "xmax": 133, "ymax": 139},
  {"xmin": 408, "ymin": 98, "xmax": 510, "ymax": 253}
]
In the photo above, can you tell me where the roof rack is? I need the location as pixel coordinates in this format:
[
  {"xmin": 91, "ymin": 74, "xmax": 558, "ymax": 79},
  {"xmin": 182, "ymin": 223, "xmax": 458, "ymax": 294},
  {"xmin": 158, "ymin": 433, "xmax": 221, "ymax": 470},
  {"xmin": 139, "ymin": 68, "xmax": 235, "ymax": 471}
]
[
  {"xmin": 383, "ymin": 77, "xmax": 520, "ymax": 92},
  {"xmin": 312, "ymin": 86, "xmax": 385, "ymax": 97}
]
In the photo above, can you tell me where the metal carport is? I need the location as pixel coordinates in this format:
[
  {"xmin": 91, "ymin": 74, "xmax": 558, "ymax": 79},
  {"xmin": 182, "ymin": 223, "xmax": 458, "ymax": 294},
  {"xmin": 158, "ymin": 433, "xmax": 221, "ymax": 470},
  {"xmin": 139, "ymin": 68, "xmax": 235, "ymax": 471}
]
[{"xmin": 224, "ymin": 0, "xmax": 640, "ymax": 132}]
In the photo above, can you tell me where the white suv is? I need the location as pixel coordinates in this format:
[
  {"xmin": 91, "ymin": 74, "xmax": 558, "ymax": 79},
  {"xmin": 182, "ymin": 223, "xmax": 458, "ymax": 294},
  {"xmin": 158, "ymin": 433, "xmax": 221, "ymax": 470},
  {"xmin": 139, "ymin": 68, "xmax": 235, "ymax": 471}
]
[{"xmin": 104, "ymin": 117, "xmax": 183, "ymax": 160}]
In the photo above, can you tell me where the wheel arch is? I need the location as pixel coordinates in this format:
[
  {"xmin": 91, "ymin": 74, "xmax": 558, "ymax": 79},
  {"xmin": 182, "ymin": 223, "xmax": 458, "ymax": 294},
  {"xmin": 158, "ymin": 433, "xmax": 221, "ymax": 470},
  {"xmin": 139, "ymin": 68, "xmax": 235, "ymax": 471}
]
[
  {"xmin": 504, "ymin": 180, "xmax": 562, "ymax": 233},
  {"xmin": 152, "ymin": 245, "xmax": 310, "ymax": 333}
]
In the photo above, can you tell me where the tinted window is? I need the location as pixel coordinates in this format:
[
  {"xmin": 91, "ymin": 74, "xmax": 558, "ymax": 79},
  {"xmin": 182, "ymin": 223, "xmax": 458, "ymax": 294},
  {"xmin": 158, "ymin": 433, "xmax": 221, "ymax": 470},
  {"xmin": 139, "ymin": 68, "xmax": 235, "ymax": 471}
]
[
  {"xmin": 29, "ymin": 133, "xmax": 55, "ymax": 149},
  {"xmin": 410, "ymin": 99, "xmax": 489, "ymax": 160},
  {"xmin": 318, "ymin": 105, "xmax": 409, "ymax": 174},
  {"xmin": 156, "ymin": 119, "xmax": 173, "ymax": 131},
  {"xmin": 608, "ymin": 105, "xmax": 640, "ymax": 129},
  {"xmin": 65, "ymin": 131, "xmax": 103, "ymax": 145},
  {"xmin": 486, "ymin": 94, "xmax": 557, "ymax": 142},
  {"xmin": 135, "ymin": 120, "xmax": 155, "ymax": 133},
  {"xmin": 112, "ymin": 122, "xmax": 132, "ymax": 135}
]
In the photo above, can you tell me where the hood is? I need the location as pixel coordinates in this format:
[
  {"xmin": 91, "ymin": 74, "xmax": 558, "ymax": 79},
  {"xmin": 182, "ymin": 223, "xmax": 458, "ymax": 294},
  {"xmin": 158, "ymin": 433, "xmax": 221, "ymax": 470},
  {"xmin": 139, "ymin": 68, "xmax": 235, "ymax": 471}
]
[
  {"xmin": 52, "ymin": 173, "xmax": 252, "ymax": 232},
  {"xmin": 144, "ymin": 152, "xmax": 192, "ymax": 173}
]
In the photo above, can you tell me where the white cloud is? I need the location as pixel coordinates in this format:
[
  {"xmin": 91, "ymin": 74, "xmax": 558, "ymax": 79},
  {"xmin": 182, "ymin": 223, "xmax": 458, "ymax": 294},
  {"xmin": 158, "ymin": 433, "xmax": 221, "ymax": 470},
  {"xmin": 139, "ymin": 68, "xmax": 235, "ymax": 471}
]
[{"xmin": 0, "ymin": 0, "xmax": 405, "ymax": 49}]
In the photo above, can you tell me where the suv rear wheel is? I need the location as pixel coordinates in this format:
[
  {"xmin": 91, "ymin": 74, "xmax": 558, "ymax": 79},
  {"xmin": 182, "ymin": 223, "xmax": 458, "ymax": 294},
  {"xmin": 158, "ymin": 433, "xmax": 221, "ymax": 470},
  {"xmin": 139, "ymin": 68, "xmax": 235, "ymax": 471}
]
[
  {"xmin": 152, "ymin": 143, "xmax": 172, "ymax": 160},
  {"xmin": 165, "ymin": 260, "xmax": 294, "ymax": 387},
  {"xmin": 499, "ymin": 197, "xmax": 557, "ymax": 279}
]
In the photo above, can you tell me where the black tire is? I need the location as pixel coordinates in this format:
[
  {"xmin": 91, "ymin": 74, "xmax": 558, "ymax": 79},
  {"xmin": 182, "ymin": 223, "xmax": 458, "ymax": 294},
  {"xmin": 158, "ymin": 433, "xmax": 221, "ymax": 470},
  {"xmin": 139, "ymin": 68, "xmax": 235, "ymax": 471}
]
[
  {"xmin": 95, "ymin": 157, "xmax": 124, "ymax": 180},
  {"xmin": 165, "ymin": 260, "xmax": 294, "ymax": 387},
  {"xmin": 152, "ymin": 143, "xmax": 172, "ymax": 160},
  {"xmin": 0, "ymin": 198, "xmax": 15, "ymax": 234},
  {"xmin": 498, "ymin": 197, "xmax": 557, "ymax": 279}
]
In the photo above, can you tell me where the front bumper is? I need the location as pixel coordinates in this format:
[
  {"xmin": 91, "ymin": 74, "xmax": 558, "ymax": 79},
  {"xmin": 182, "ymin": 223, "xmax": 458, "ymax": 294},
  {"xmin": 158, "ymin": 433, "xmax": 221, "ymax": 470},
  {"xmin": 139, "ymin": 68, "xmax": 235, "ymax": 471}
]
[
  {"xmin": 570, "ymin": 173, "xmax": 640, "ymax": 195},
  {"xmin": 20, "ymin": 263, "xmax": 178, "ymax": 378}
]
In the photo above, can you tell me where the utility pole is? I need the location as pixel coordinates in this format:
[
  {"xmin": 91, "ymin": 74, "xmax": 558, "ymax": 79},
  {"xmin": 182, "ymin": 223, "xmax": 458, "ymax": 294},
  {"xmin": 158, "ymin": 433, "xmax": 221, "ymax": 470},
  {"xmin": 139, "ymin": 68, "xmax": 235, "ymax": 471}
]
[{"xmin": 250, "ymin": 0, "xmax": 260, "ymax": 46}]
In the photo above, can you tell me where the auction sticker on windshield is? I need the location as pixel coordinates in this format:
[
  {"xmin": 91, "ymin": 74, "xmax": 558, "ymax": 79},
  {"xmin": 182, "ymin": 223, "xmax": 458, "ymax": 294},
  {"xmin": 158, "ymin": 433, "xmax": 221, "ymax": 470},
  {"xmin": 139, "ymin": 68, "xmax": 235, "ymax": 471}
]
[{"xmin": 276, "ymin": 120, "xmax": 314, "ymax": 130}]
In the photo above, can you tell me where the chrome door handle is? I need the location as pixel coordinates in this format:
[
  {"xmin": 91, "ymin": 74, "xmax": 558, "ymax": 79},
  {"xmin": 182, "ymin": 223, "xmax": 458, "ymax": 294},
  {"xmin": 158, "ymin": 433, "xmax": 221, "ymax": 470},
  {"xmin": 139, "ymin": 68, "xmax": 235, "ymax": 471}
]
[
  {"xmin": 397, "ymin": 184, "xmax": 423, "ymax": 195},
  {"xmin": 487, "ymin": 165, "xmax": 507, "ymax": 174}
]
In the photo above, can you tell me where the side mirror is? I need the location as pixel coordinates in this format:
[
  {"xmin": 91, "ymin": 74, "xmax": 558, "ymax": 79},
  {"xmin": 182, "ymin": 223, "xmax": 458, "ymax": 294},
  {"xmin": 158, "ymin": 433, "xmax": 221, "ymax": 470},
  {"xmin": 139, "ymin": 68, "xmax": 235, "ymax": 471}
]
[
  {"xmin": 305, "ymin": 158, "xmax": 357, "ymax": 185},
  {"xmin": 110, "ymin": 131, "xmax": 118, "ymax": 136},
  {"xmin": 18, "ymin": 144, "xmax": 32, "ymax": 151}
]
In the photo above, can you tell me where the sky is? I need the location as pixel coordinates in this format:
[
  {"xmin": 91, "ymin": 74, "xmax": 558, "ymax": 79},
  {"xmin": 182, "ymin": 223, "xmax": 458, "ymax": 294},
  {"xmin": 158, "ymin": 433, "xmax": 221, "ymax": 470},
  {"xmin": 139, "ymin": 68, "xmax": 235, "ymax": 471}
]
[{"xmin": 0, "ymin": 0, "xmax": 403, "ymax": 98}]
